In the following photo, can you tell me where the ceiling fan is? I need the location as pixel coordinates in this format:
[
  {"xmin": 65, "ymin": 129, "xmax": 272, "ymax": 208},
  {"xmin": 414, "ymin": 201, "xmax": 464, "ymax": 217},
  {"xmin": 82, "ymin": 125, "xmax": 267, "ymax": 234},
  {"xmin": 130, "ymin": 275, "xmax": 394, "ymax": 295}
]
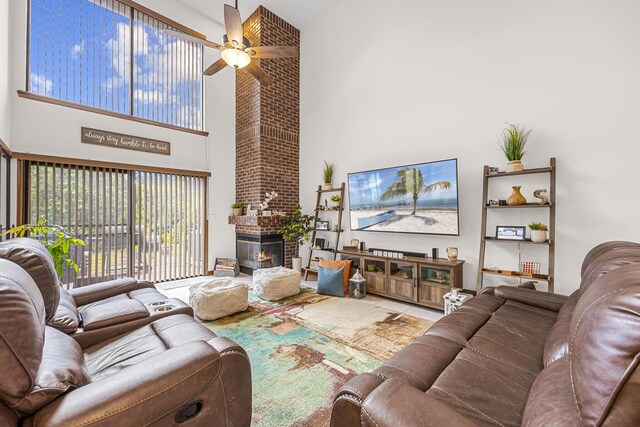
[{"xmin": 164, "ymin": 1, "xmax": 298, "ymax": 86}]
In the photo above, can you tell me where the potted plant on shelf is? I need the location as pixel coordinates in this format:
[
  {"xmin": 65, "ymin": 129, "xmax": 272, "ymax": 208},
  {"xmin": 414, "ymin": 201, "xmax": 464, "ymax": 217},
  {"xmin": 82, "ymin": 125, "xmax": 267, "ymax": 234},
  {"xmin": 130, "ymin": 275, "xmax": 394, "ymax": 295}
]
[
  {"xmin": 231, "ymin": 202, "xmax": 245, "ymax": 216},
  {"xmin": 279, "ymin": 204, "xmax": 314, "ymax": 272},
  {"xmin": 330, "ymin": 194, "xmax": 341, "ymax": 209},
  {"xmin": 528, "ymin": 222, "xmax": 548, "ymax": 243},
  {"xmin": 501, "ymin": 123, "xmax": 532, "ymax": 173},
  {"xmin": 322, "ymin": 160, "xmax": 335, "ymax": 191},
  {"xmin": 5, "ymin": 219, "xmax": 85, "ymax": 278}
]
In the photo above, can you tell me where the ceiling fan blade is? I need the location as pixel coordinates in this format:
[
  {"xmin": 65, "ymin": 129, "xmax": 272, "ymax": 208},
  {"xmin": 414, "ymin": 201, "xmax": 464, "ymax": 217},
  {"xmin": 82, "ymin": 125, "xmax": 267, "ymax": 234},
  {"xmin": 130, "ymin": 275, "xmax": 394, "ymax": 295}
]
[
  {"xmin": 203, "ymin": 58, "xmax": 228, "ymax": 76},
  {"xmin": 224, "ymin": 4, "xmax": 244, "ymax": 47},
  {"xmin": 247, "ymin": 46, "xmax": 299, "ymax": 59},
  {"xmin": 163, "ymin": 28, "xmax": 224, "ymax": 51},
  {"xmin": 244, "ymin": 62, "xmax": 273, "ymax": 86}
]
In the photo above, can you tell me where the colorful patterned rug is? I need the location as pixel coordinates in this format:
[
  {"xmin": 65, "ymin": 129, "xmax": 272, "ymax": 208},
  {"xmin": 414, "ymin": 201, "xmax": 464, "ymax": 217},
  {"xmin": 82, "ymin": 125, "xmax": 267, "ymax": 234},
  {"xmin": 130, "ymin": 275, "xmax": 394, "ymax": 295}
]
[{"xmin": 200, "ymin": 288, "xmax": 434, "ymax": 427}]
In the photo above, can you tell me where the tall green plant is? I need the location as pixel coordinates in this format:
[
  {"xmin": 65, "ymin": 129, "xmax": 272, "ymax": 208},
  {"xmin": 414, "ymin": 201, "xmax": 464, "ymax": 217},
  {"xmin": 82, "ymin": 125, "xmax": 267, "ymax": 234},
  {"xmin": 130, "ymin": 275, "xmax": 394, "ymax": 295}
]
[
  {"xmin": 322, "ymin": 160, "xmax": 335, "ymax": 184},
  {"xmin": 5, "ymin": 219, "xmax": 85, "ymax": 277},
  {"xmin": 279, "ymin": 204, "xmax": 314, "ymax": 258},
  {"xmin": 501, "ymin": 123, "xmax": 532, "ymax": 161}
]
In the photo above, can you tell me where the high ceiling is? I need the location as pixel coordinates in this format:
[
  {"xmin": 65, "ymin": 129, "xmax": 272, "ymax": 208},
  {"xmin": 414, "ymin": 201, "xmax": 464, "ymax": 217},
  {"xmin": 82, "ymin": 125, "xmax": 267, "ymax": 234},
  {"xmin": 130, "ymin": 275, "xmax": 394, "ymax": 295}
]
[{"xmin": 175, "ymin": 0, "xmax": 337, "ymax": 30}]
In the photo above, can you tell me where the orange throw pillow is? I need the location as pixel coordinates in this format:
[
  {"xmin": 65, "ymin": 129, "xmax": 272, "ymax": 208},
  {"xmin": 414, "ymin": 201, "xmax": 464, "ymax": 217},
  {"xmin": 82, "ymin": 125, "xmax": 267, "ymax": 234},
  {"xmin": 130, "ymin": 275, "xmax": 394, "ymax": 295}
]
[{"xmin": 319, "ymin": 259, "xmax": 352, "ymax": 294}]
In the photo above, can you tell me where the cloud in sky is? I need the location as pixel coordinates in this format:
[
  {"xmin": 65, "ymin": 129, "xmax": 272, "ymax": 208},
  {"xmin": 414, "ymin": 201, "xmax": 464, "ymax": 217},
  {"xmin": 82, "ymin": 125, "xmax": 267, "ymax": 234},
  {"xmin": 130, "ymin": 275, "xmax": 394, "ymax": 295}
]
[
  {"xmin": 30, "ymin": 73, "xmax": 53, "ymax": 96},
  {"xmin": 71, "ymin": 41, "xmax": 84, "ymax": 60}
]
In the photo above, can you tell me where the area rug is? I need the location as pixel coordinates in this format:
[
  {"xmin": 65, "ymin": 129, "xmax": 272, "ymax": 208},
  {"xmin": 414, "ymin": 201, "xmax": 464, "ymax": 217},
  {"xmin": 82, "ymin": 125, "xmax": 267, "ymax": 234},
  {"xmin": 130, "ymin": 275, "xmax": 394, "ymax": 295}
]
[{"xmin": 200, "ymin": 288, "xmax": 434, "ymax": 427}]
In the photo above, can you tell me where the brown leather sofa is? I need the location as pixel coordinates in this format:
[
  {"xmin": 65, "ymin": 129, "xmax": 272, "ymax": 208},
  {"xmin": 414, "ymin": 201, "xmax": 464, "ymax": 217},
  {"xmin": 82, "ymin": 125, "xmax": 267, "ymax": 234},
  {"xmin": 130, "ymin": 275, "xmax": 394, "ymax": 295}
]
[
  {"xmin": 0, "ymin": 238, "xmax": 193, "ymax": 347},
  {"xmin": 331, "ymin": 242, "xmax": 640, "ymax": 427},
  {"xmin": 0, "ymin": 255, "xmax": 252, "ymax": 425}
]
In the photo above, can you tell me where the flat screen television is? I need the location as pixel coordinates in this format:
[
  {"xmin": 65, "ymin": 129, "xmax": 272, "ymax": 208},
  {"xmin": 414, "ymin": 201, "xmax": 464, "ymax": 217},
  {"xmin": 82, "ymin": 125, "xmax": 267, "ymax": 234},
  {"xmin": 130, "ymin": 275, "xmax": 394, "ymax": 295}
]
[{"xmin": 347, "ymin": 159, "xmax": 459, "ymax": 235}]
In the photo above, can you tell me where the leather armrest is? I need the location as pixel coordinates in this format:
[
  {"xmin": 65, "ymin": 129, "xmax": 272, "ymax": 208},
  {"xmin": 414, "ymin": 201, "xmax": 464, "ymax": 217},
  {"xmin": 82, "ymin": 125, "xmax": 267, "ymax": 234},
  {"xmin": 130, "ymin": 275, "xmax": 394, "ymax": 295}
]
[
  {"xmin": 360, "ymin": 379, "xmax": 477, "ymax": 427},
  {"xmin": 81, "ymin": 299, "xmax": 149, "ymax": 331},
  {"xmin": 29, "ymin": 341, "xmax": 221, "ymax": 427},
  {"xmin": 494, "ymin": 285, "xmax": 568, "ymax": 312},
  {"xmin": 69, "ymin": 278, "xmax": 153, "ymax": 306},
  {"xmin": 331, "ymin": 373, "xmax": 386, "ymax": 427}
]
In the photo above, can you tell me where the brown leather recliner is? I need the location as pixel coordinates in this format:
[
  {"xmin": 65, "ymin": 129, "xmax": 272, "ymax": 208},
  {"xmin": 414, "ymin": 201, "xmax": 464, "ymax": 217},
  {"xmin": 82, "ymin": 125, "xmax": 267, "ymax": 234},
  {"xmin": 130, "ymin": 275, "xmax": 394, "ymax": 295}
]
[
  {"xmin": 0, "ymin": 238, "xmax": 193, "ymax": 347},
  {"xmin": 0, "ymin": 257, "xmax": 252, "ymax": 426},
  {"xmin": 331, "ymin": 242, "xmax": 640, "ymax": 427}
]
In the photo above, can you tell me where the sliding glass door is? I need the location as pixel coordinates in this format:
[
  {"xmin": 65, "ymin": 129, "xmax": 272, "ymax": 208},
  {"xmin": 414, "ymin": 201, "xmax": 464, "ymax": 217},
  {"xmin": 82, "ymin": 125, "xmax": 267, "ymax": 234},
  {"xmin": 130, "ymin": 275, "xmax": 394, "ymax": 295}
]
[{"xmin": 25, "ymin": 161, "xmax": 206, "ymax": 288}]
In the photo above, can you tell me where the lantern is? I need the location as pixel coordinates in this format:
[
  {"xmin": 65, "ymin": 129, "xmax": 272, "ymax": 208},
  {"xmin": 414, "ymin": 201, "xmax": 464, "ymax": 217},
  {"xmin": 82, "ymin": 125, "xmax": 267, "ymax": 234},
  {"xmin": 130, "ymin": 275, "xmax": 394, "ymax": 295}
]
[{"xmin": 348, "ymin": 268, "xmax": 367, "ymax": 299}]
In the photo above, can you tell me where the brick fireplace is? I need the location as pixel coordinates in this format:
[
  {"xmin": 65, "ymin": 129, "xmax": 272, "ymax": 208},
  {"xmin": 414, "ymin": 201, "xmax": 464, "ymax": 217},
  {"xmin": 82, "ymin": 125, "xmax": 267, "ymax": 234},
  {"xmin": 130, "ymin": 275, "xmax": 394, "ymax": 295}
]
[{"xmin": 230, "ymin": 6, "xmax": 300, "ymax": 269}]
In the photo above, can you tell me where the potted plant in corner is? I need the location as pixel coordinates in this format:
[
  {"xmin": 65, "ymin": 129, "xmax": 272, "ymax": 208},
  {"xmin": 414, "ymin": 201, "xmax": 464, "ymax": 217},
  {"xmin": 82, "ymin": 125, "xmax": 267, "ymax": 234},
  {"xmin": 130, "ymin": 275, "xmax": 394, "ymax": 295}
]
[
  {"xmin": 528, "ymin": 222, "xmax": 548, "ymax": 243},
  {"xmin": 279, "ymin": 204, "xmax": 314, "ymax": 272},
  {"xmin": 231, "ymin": 202, "xmax": 245, "ymax": 217},
  {"xmin": 501, "ymin": 123, "xmax": 532, "ymax": 173},
  {"xmin": 322, "ymin": 160, "xmax": 335, "ymax": 190}
]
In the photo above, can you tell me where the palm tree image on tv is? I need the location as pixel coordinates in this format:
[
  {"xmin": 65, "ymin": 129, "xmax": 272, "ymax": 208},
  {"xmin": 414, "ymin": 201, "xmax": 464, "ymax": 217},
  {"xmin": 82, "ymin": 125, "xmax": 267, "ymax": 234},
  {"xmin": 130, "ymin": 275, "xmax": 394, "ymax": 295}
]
[{"xmin": 380, "ymin": 168, "xmax": 451, "ymax": 215}]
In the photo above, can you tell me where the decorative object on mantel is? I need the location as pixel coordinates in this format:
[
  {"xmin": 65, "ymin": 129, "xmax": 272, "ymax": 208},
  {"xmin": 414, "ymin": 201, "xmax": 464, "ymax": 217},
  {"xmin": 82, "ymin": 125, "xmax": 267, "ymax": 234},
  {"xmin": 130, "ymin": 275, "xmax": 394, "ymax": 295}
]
[
  {"xmin": 259, "ymin": 191, "xmax": 278, "ymax": 216},
  {"xmin": 163, "ymin": 1, "xmax": 299, "ymax": 86},
  {"xmin": 446, "ymin": 247, "xmax": 459, "ymax": 261},
  {"xmin": 528, "ymin": 222, "xmax": 549, "ymax": 243},
  {"xmin": 81, "ymin": 127, "xmax": 170, "ymax": 155},
  {"xmin": 500, "ymin": 123, "xmax": 532, "ymax": 173},
  {"xmin": 506, "ymin": 185, "xmax": 527, "ymax": 205},
  {"xmin": 231, "ymin": 202, "xmax": 245, "ymax": 217},
  {"xmin": 279, "ymin": 204, "xmax": 314, "ymax": 272},
  {"xmin": 533, "ymin": 189, "xmax": 550, "ymax": 205},
  {"xmin": 322, "ymin": 160, "xmax": 335, "ymax": 190}
]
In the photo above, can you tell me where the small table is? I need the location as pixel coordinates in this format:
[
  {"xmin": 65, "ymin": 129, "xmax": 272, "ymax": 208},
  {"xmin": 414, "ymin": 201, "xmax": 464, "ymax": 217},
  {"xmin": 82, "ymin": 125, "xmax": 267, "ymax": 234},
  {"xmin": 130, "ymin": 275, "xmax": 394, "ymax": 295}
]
[{"xmin": 443, "ymin": 291, "xmax": 471, "ymax": 315}]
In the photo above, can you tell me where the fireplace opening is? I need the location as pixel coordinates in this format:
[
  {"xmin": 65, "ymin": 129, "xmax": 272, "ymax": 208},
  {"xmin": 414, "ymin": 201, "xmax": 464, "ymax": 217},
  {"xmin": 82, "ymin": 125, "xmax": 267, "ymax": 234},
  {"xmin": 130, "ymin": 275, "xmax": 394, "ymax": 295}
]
[{"xmin": 236, "ymin": 233, "xmax": 284, "ymax": 274}]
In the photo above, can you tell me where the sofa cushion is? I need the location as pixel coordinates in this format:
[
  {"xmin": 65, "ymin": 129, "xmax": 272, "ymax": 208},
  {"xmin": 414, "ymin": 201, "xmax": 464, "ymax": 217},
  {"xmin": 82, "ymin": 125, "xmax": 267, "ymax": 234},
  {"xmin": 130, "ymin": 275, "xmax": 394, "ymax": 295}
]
[
  {"xmin": 48, "ymin": 288, "xmax": 80, "ymax": 334},
  {"xmin": 317, "ymin": 266, "xmax": 345, "ymax": 297},
  {"xmin": 0, "ymin": 238, "xmax": 60, "ymax": 321},
  {"xmin": 0, "ymin": 259, "xmax": 46, "ymax": 407},
  {"xmin": 13, "ymin": 327, "xmax": 90, "ymax": 414},
  {"xmin": 579, "ymin": 247, "xmax": 640, "ymax": 296},
  {"xmin": 81, "ymin": 299, "xmax": 150, "ymax": 331},
  {"xmin": 84, "ymin": 314, "xmax": 217, "ymax": 382},
  {"xmin": 580, "ymin": 241, "xmax": 640, "ymax": 278},
  {"xmin": 319, "ymin": 258, "xmax": 352, "ymax": 293},
  {"xmin": 521, "ymin": 356, "xmax": 581, "ymax": 427},
  {"xmin": 570, "ymin": 264, "xmax": 640, "ymax": 426},
  {"xmin": 543, "ymin": 290, "xmax": 579, "ymax": 366}
]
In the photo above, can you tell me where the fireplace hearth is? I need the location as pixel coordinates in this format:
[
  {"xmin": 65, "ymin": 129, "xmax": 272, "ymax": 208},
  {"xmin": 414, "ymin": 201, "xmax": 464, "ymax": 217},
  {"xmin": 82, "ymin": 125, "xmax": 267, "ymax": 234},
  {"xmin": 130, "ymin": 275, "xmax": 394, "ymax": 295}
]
[{"xmin": 236, "ymin": 233, "xmax": 284, "ymax": 274}]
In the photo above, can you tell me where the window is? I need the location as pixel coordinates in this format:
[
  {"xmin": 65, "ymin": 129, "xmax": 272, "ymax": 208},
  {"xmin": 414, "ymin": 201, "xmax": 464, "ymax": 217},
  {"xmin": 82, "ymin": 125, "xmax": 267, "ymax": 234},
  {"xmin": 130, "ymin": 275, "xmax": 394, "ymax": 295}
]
[
  {"xmin": 27, "ymin": 0, "xmax": 204, "ymax": 132},
  {"xmin": 23, "ymin": 158, "xmax": 207, "ymax": 288}
]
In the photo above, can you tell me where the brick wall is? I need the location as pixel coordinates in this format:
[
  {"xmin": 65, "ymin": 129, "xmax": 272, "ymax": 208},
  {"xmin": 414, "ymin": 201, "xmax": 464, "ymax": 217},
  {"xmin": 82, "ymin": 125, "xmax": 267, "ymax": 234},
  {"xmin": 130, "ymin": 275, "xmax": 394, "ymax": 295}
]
[{"xmin": 235, "ymin": 7, "xmax": 300, "ymax": 267}]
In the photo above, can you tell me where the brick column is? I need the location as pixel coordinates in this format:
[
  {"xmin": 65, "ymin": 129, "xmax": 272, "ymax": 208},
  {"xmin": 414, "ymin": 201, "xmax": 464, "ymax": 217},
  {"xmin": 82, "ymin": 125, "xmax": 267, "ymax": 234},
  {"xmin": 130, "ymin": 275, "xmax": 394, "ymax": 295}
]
[{"xmin": 235, "ymin": 7, "xmax": 300, "ymax": 267}]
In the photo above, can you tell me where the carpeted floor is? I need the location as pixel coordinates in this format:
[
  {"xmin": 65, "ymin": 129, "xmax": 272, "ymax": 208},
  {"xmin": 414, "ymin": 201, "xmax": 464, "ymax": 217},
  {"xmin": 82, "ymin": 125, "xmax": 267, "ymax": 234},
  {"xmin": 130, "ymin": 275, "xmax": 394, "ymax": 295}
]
[{"xmin": 199, "ymin": 287, "xmax": 434, "ymax": 427}]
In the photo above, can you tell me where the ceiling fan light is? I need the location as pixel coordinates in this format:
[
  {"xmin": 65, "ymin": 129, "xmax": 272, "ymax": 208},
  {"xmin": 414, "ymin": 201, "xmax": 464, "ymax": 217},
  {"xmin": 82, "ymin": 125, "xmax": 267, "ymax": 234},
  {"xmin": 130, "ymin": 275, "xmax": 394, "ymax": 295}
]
[{"xmin": 222, "ymin": 48, "xmax": 251, "ymax": 69}]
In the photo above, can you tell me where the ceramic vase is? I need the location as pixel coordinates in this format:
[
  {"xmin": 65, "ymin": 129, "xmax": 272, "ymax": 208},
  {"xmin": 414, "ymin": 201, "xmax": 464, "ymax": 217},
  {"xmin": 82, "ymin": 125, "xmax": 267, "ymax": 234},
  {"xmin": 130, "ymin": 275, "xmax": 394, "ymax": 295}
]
[
  {"xmin": 506, "ymin": 160, "xmax": 524, "ymax": 173},
  {"xmin": 531, "ymin": 230, "xmax": 547, "ymax": 243},
  {"xmin": 291, "ymin": 257, "xmax": 302, "ymax": 272},
  {"xmin": 507, "ymin": 186, "xmax": 527, "ymax": 205}
]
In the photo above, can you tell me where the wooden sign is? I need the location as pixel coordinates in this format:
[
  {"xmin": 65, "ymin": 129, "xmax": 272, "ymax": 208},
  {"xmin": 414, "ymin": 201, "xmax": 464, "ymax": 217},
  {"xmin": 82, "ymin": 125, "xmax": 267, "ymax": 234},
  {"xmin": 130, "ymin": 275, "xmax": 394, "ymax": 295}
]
[{"xmin": 81, "ymin": 127, "xmax": 171, "ymax": 156}]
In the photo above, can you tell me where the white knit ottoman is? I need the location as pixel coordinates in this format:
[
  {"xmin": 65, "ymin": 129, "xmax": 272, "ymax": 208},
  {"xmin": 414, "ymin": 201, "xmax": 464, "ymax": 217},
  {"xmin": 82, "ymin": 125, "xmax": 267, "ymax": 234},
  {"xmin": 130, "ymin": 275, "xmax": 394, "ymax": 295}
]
[
  {"xmin": 253, "ymin": 266, "xmax": 301, "ymax": 301},
  {"xmin": 189, "ymin": 277, "xmax": 249, "ymax": 320}
]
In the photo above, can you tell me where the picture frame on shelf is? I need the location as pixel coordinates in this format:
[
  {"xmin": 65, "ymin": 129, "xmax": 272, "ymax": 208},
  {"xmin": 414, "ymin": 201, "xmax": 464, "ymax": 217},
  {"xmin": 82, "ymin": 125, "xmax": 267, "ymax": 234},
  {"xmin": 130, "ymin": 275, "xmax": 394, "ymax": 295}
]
[
  {"xmin": 350, "ymin": 238, "xmax": 359, "ymax": 247},
  {"xmin": 496, "ymin": 225, "xmax": 526, "ymax": 241},
  {"xmin": 314, "ymin": 238, "xmax": 326, "ymax": 249},
  {"xmin": 316, "ymin": 220, "xmax": 330, "ymax": 230}
]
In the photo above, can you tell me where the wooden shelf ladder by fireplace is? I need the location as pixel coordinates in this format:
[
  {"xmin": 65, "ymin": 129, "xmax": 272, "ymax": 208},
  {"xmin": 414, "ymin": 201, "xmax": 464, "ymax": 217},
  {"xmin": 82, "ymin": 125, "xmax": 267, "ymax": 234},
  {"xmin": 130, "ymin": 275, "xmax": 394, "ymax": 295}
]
[
  {"xmin": 304, "ymin": 182, "xmax": 346, "ymax": 281},
  {"xmin": 477, "ymin": 157, "xmax": 557, "ymax": 293}
]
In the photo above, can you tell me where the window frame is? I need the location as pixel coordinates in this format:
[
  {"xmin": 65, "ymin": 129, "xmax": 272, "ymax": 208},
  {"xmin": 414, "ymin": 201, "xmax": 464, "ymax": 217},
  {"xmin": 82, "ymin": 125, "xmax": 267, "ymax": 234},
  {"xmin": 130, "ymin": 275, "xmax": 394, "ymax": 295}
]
[{"xmin": 21, "ymin": 0, "xmax": 209, "ymax": 137}]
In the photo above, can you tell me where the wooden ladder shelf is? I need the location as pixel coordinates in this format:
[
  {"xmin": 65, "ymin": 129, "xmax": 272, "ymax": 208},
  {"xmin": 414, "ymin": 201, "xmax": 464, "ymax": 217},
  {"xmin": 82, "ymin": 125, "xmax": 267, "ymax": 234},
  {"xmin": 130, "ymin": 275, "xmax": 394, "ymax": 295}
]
[
  {"xmin": 303, "ymin": 183, "xmax": 346, "ymax": 281},
  {"xmin": 476, "ymin": 158, "xmax": 557, "ymax": 293}
]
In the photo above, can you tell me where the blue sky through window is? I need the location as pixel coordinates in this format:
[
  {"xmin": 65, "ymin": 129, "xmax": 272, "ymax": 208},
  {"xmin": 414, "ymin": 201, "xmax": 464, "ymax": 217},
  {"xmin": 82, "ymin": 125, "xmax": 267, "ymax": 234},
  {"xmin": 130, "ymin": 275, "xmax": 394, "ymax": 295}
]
[{"xmin": 29, "ymin": 0, "xmax": 203, "ymax": 129}]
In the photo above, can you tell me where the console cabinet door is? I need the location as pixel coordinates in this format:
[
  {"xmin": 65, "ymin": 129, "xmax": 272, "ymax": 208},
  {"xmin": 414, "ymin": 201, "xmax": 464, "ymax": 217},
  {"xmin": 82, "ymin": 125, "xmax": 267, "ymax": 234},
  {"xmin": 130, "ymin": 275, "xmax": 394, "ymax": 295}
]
[
  {"xmin": 388, "ymin": 261, "xmax": 418, "ymax": 302},
  {"xmin": 363, "ymin": 258, "xmax": 388, "ymax": 295},
  {"xmin": 418, "ymin": 265, "xmax": 453, "ymax": 309}
]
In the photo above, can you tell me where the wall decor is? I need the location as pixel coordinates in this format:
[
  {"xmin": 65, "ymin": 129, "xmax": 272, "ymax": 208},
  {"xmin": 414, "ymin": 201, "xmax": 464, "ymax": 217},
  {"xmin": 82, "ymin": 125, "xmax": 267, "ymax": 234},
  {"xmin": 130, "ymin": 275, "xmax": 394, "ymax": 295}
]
[
  {"xmin": 316, "ymin": 220, "xmax": 330, "ymax": 230},
  {"xmin": 350, "ymin": 238, "xmax": 360, "ymax": 247},
  {"xmin": 314, "ymin": 238, "xmax": 326, "ymax": 249},
  {"xmin": 81, "ymin": 127, "xmax": 170, "ymax": 155},
  {"xmin": 533, "ymin": 189, "xmax": 549, "ymax": 205},
  {"xmin": 496, "ymin": 225, "xmax": 526, "ymax": 241},
  {"xmin": 506, "ymin": 186, "xmax": 527, "ymax": 205}
]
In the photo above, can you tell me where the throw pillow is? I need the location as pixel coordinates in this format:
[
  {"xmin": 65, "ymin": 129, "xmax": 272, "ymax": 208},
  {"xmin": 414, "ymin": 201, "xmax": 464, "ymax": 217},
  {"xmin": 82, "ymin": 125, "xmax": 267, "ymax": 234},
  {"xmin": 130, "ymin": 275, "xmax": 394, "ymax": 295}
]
[
  {"xmin": 317, "ymin": 266, "xmax": 345, "ymax": 297},
  {"xmin": 319, "ymin": 259, "xmax": 352, "ymax": 293}
]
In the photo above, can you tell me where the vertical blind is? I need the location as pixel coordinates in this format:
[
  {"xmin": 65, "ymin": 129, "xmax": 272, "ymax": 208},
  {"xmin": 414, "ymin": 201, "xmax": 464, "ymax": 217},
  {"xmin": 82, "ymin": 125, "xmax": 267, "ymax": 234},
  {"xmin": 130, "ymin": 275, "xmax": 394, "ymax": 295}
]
[
  {"xmin": 28, "ymin": 0, "xmax": 204, "ymax": 131},
  {"xmin": 26, "ymin": 161, "xmax": 206, "ymax": 288}
]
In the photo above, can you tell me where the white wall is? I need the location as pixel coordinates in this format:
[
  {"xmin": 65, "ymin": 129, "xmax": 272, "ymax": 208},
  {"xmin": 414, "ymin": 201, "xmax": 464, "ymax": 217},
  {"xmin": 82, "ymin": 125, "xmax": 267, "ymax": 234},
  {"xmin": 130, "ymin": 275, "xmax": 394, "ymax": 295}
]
[
  {"xmin": 0, "ymin": 0, "xmax": 10, "ymax": 144},
  {"xmin": 300, "ymin": 0, "xmax": 640, "ymax": 296},
  {"xmin": 8, "ymin": 0, "xmax": 237, "ymax": 267}
]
